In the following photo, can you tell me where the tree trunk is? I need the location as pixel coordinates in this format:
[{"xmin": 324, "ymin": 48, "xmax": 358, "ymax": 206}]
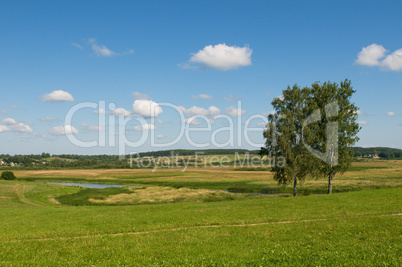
[
  {"xmin": 293, "ymin": 176, "xmax": 297, "ymax": 196},
  {"xmin": 328, "ymin": 170, "xmax": 333, "ymax": 194}
]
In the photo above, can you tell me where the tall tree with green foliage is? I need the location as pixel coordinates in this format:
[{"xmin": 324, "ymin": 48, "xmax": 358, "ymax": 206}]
[
  {"xmin": 263, "ymin": 80, "xmax": 360, "ymax": 195},
  {"xmin": 303, "ymin": 80, "xmax": 360, "ymax": 194},
  {"xmin": 263, "ymin": 85, "xmax": 318, "ymax": 196}
]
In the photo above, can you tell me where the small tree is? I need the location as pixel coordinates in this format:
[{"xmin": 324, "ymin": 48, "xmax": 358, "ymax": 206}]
[
  {"xmin": 1, "ymin": 171, "xmax": 16, "ymax": 180},
  {"xmin": 263, "ymin": 85, "xmax": 318, "ymax": 196},
  {"xmin": 304, "ymin": 80, "xmax": 360, "ymax": 194}
]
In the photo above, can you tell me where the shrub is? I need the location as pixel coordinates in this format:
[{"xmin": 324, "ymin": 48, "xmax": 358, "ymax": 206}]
[{"xmin": 1, "ymin": 171, "xmax": 16, "ymax": 180}]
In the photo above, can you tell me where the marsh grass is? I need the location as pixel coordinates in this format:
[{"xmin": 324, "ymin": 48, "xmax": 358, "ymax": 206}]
[
  {"xmin": 89, "ymin": 186, "xmax": 237, "ymax": 205},
  {"xmin": 10, "ymin": 159, "xmax": 402, "ymax": 196},
  {"xmin": 56, "ymin": 187, "xmax": 133, "ymax": 206}
]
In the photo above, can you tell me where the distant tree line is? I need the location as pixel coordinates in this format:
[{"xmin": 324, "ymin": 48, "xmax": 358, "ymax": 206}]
[
  {"xmin": 0, "ymin": 147, "xmax": 401, "ymax": 170},
  {"xmin": 138, "ymin": 149, "xmax": 259, "ymax": 157},
  {"xmin": 352, "ymin": 147, "xmax": 402, "ymax": 159}
]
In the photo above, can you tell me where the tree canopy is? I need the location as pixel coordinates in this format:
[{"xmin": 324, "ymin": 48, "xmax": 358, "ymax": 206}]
[{"xmin": 262, "ymin": 79, "xmax": 360, "ymax": 195}]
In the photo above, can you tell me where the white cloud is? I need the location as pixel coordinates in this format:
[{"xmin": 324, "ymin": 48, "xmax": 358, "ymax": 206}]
[
  {"xmin": 193, "ymin": 94, "xmax": 213, "ymax": 100},
  {"xmin": 2, "ymin": 117, "xmax": 16, "ymax": 125},
  {"xmin": 132, "ymin": 92, "xmax": 150, "ymax": 100},
  {"xmin": 10, "ymin": 123, "xmax": 33, "ymax": 133},
  {"xmin": 356, "ymin": 44, "xmax": 387, "ymax": 66},
  {"xmin": 134, "ymin": 123, "xmax": 155, "ymax": 131},
  {"xmin": 382, "ymin": 49, "xmax": 402, "ymax": 71},
  {"xmin": 225, "ymin": 106, "xmax": 246, "ymax": 117},
  {"xmin": 179, "ymin": 106, "xmax": 220, "ymax": 117},
  {"xmin": 185, "ymin": 117, "xmax": 202, "ymax": 125},
  {"xmin": 132, "ymin": 100, "xmax": 163, "ymax": 117},
  {"xmin": 49, "ymin": 125, "xmax": 78, "ymax": 135},
  {"xmin": 42, "ymin": 90, "xmax": 74, "ymax": 102},
  {"xmin": 0, "ymin": 118, "xmax": 33, "ymax": 134},
  {"xmin": 224, "ymin": 94, "xmax": 238, "ymax": 102},
  {"xmin": 356, "ymin": 44, "xmax": 402, "ymax": 71},
  {"xmin": 40, "ymin": 117, "xmax": 58, "ymax": 122},
  {"xmin": 358, "ymin": 120, "xmax": 368, "ymax": 125},
  {"xmin": 157, "ymin": 134, "xmax": 165, "ymax": 139},
  {"xmin": 386, "ymin": 111, "xmax": 395, "ymax": 117},
  {"xmin": 188, "ymin": 43, "xmax": 252, "ymax": 70},
  {"xmin": 111, "ymin": 108, "xmax": 131, "ymax": 116},
  {"xmin": 356, "ymin": 110, "xmax": 364, "ymax": 115},
  {"xmin": 88, "ymin": 38, "xmax": 116, "ymax": 57},
  {"xmin": 94, "ymin": 108, "xmax": 106, "ymax": 114},
  {"xmin": 73, "ymin": 38, "xmax": 134, "ymax": 57},
  {"xmin": 0, "ymin": 125, "xmax": 10, "ymax": 132}
]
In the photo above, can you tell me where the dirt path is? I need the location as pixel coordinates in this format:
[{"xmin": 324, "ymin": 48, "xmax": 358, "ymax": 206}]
[{"xmin": 15, "ymin": 185, "xmax": 41, "ymax": 207}]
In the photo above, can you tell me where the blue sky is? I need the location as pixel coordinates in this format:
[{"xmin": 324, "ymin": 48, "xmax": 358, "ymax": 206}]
[{"xmin": 0, "ymin": 0, "xmax": 401, "ymax": 155}]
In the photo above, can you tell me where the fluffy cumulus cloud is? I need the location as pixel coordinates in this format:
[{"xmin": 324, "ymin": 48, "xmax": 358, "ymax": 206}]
[
  {"xmin": 132, "ymin": 92, "xmax": 150, "ymax": 100},
  {"xmin": 185, "ymin": 117, "xmax": 202, "ymax": 125},
  {"xmin": 356, "ymin": 44, "xmax": 387, "ymax": 66},
  {"xmin": 0, "ymin": 125, "xmax": 10, "ymax": 132},
  {"xmin": 382, "ymin": 49, "xmax": 402, "ymax": 71},
  {"xmin": 49, "ymin": 125, "xmax": 78, "ymax": 135},
  {"xmin": 0, "ymin": 117, "xmax": 33, "ymax": 133},
  {"xmin": 42, "ymin": 90, "xmax": 74, "ymax": 102},
  {"xmin": 192, "ymin": 94, "xmax": 213, "ymax": 100},
  {"xmin": 188, "ymin": 43, "xmax": 252, "ymax": 70},
  {"xmin": 132, "ymin": 100, "xmax": 163, "ymax": 117},
  {"xmin": 11, "ymin": 123, "xmax": 33, "ymax": 133},
  {"xmin": 225, "ymin": 106, "xmax": 246, "ymax": 117},
  {"xmin": 179, "ymin": 106, "xmax": 220, "ymax": 117},
  {"xmin": 356, "ymin": 44, "xmax": 402, "ymax": 71},
  {"xmin": 134, "ymin": 123, "xmax": 155, "ymax": 131},
  {"xmin": 2, "ymin": 117, "xmax": 17, "ymax": 125},
  {"xmin": 386, "ymin": 111, "xmax": 395, "ymax": 117}
]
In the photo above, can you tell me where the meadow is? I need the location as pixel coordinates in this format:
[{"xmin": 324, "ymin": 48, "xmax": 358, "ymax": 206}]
[{"xmin": 0, "ymin": 159, "xmax": 401, "ymax": 266}]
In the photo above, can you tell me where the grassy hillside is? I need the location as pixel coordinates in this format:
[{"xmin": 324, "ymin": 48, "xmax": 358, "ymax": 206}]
[{"xmin": 0, "ymin": 160, "xmax": 401, "ymax": 265}]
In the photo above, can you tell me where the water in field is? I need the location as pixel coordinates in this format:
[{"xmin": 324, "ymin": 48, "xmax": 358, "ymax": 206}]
[{"xmin": 49, "ymin": 182, "xmax": 137, "ymax": 189}]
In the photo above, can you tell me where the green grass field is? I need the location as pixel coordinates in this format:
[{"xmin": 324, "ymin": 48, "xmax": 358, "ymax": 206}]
[{"xmin": 0, "ymin": 160, "xmax": 401, "ymax": 266}]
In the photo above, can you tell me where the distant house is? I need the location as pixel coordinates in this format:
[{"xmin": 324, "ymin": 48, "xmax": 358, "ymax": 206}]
[
  {"xmin": 0, "ymin": 160, "xmax": 5, "ymax": 165},
  {"xmin": 372, "ymin": 154, "xmax": 380, "ymax": 159}
]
